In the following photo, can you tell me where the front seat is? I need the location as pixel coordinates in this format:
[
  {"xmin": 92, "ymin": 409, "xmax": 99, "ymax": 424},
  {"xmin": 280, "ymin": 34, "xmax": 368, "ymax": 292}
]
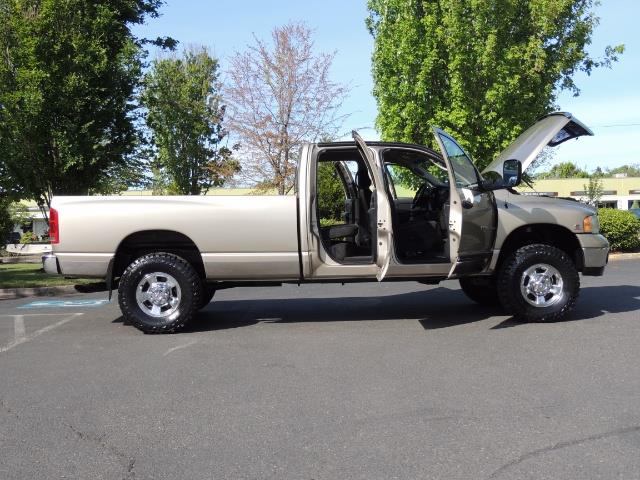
[{"xmin": 355, "ymin": 162, "xmax": 372, "ymax": 248}]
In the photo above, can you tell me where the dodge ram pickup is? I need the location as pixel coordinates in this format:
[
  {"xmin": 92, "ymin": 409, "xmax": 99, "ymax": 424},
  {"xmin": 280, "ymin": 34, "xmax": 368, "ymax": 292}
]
[{"xmin": 43, "ymin": 112, "xmax": 609, "ymax": 333}]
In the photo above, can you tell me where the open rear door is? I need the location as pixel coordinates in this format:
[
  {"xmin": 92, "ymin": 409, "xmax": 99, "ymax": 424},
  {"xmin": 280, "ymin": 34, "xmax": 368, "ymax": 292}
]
[
  {"xmin": 432, "ymin": 128, "xmax": 497, "ymax": 277},
  {"xmin": 352, "ymin": 131, "xmax": 393, "ymax": 281}
]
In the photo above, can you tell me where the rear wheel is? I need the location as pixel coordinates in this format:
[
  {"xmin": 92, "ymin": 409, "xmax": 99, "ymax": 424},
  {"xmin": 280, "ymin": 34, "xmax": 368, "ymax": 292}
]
[
  {"xmin": 497, "ymin": 244, "xmax": 579, "ymax": 322},
  {"xmin": 118, "ymin": 252, "xmax": 202, "ymax": 333},
  {"xmin": 459, "ymin": 276, "xmax": 500, "ymax": 306}
]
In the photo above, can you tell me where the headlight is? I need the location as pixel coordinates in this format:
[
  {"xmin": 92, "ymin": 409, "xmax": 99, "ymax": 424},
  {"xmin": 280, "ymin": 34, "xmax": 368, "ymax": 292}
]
[{"xmin": 583, "ymin": 214, "xmax": 599, "ymax": 233}]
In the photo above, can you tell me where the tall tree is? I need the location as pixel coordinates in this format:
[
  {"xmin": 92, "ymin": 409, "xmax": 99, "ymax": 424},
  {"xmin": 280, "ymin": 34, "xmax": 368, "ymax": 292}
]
[
  {"xmin": 366, "ymin": 0, "xmax": 624, "ymax": 169},
  {"xmin": 226, "ymin": 23, "xmax": 349, "ymax": 195},
  {"xmin": 0, "ymin": 0, "xmax": 173, "ymax": 215},
  {"xmin": 141, "ymin": 47, "xmax": 238, "ymax": 195}
]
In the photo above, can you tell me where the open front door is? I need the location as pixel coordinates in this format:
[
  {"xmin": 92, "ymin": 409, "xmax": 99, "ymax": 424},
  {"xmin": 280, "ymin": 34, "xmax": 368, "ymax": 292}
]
[
  {"xmin": 352, "ymin": 131, "xmax": 392, "ymax": 281},
  {"xmin": 432, "ymin": 128, "xmax": 497, "ymax": 277}
]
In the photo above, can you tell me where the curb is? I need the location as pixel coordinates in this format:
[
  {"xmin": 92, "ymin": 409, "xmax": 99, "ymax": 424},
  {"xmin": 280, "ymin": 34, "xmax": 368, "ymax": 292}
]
[
  {"xmin": 0, "ymin": 283, "xmax": 108, "ymax": 301},
  {"xmin": 608, "ymin": 252, "xmax": 640, "ymax": 260},
  {"xmin": 0, "ymin": 256, "xmax": 42, "ymax": 264}
]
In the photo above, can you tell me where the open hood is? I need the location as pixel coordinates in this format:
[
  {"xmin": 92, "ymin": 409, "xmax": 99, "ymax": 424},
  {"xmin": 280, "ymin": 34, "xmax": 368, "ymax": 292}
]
[{"xmin": 482, "ymin": 112, "xmax": 593, "ymax": 178}]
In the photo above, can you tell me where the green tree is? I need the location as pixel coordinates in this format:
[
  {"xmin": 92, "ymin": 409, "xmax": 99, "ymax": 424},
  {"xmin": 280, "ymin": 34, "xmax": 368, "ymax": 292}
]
[
  {"xmin": 0, "ymin": 0, "xmax": 173, "ymax": 215},
  {"xmin": 582, "ymin": 174, "xmax": 603, "ymax": 206},
  {"xmin": 607, "ymin": 164, "xmax": 640, "ymax": 178},
  {"xmin": 536, "ymin": 161, "xmax": 589, "ymax": 179},
  {"xmin": 0, "ymin": 198, "xmax": 12, "ymax": 248},
  {"xmin": 142, "ymin": 47, "xmax": 239, "ymax": 195},
  {"xmin": 0, "ymin": 199, "xmax": 29, "ymax": 247},
  {"xmin": 317, "ymin": 162, "xmax": 346, "ymax": 223},
  {"xmin": 366, "ymin": 0, "xmax": 624, "ymax": 169}
]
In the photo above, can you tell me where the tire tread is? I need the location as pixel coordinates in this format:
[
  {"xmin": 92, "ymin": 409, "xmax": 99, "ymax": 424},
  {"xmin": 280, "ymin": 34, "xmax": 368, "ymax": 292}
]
[
  {"xmin": 497, "ymin": 243, "xmax": 579, "ymax": 322},
  {"xmin": 118, "ymin": 252, "xmax": 201, "ymax": 333}
]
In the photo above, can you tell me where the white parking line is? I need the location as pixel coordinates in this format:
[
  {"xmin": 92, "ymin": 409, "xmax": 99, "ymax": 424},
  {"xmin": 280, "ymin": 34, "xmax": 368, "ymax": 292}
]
[
  {"xmin": 163, "ymin": 339, "xmax": 198, "ymax": 357},
  {"xmin": 14, "ymin": 315, "xmax": 25, "ymax": 343},
  {"xmin": 0, "ymin": 313, "xmax": 83, "ymax": 354}
]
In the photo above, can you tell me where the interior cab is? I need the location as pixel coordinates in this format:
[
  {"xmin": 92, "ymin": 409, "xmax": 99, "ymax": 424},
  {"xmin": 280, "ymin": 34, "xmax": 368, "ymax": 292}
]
[
  {"xmin": 306, "ymin": 130, "xmax": 510, "ymax": 281},
  {"xmin": 380, "ymin": 148, "xmax": 451, "ymax": 264}
]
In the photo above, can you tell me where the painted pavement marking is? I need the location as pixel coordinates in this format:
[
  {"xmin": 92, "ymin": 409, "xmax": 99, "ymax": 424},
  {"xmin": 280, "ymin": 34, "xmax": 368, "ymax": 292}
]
[
  {"xmin": 0, "ymin": 313, "xmax": 83, "ymax": 353},
  {"xmin": 14, "ymin": 315, "xmax": 26, "ymax": 343},
  {"xmin": 18, "ymin": 299, "xmax": 109, "ymax": 309}
]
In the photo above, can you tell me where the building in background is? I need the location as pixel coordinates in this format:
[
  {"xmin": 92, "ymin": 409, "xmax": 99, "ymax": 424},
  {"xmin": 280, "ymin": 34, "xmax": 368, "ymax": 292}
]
[{"xmin": 518, "ymin": 176, "xmax": 640, "ymax": 210}]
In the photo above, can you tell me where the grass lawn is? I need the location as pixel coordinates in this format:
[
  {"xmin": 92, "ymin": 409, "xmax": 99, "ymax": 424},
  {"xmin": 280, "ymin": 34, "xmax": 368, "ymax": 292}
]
[{"xmin": 0, "ymin": 263, "xmax": 100, "ymax": 289}]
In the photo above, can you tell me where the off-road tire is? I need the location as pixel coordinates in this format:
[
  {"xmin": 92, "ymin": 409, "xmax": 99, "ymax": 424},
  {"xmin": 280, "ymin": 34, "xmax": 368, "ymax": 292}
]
[
  {"xmin": 198, "ymin": 284, "xmax": 216, "ymax": 310},
  {"xmin": 459, "ymin": 276, "xmax": 500, "ymax": 306},
  {"xmin": 118, "ymin": 252, "xmax": 202, "ymax": 333},
  {"xmin": 497, "ymin": 244, "xmax": 579, "ymax": 322}
]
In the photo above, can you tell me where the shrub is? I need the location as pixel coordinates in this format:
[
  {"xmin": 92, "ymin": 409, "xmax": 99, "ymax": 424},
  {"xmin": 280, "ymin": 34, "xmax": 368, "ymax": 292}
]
[
  {"xmin": 19, "ymin": 231, "xmax": 38, "ymax": 244},
  {"xmin": 597, "ymin": 208, "xmax": 640, "ymax": 251}
]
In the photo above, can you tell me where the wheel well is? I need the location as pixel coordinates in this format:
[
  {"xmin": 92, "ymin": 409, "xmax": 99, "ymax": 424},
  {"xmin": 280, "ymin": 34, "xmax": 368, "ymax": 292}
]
[
  {"xmin": 496, "ymin": 224, "xmax": 583, "ymax": 271},
  {"xmin": 113, "ymin": 230, "xmax": 205, "ymax": 279}
]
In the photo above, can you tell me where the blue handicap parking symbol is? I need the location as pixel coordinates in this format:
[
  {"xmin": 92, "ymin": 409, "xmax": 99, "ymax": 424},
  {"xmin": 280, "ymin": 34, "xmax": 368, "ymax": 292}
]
[{"xmin": 19, "ymin": 299, "xmax": 110, "ymax": 309}]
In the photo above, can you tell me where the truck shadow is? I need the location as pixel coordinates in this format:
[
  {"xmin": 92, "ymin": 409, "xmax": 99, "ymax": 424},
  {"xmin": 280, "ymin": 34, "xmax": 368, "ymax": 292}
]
[
  {"xmin": 491, "ymin": 284, "xmax": 640, "ymax": 329},
  {"xmin": 182, "ymin": 284, "xmax": 640, "ymax": 333},
  {"xmin": 187, "ymin": 287, "xmax": 496, "ymax": 332}
]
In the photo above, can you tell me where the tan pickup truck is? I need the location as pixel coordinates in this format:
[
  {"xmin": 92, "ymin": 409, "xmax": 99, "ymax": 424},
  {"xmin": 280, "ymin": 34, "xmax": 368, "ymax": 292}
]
[{"xmin": 43, "ymin": 112, "xmax": 609, "ymax": 333}]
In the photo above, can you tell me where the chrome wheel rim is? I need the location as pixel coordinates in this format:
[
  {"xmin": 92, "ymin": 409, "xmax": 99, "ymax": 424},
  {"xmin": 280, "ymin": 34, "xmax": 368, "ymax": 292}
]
[
  {"xmin": 520, "ymin": 263, "xmax": 564, "ymax": 308},
  {"xmin": 135, "ymin": 272, "xmax": 181, "ymax": 318}
]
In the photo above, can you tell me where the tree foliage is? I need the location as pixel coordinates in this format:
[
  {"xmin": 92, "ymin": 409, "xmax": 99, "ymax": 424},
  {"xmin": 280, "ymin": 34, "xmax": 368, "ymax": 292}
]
[
  {"xmin": 536, "ymin": 161, "xmax": 589, "ymax": 179},
  {"xmin": 582, "ymin": 174, "xmax": 603, "ymax": 206},
  {"xmin": 366, "ymin": 0, "xmax": 624, "ymax": 169},
  {"xmin": 0, "ymin": 0, "xmax": 171, "ymax": 212},
  {"xmin": 606, "ymin": 164, "xmax": 640, "ymax": 178},
  {"xmin": 226, "ymin": 23, "xmax": 349, "ymax": 195},
  {"xmin": 142, "ymin": 47, "xmax": 239, "ymax": 195},
  {"xmin": 0, "ymin": 198, "xmax": 12, "ymax": 248},
  {"xmin": 317, "ymin": 162, "xmax": 346, "ymax": 222},
  {"xmin": 0, "ymin": 199, "xmax": 28, "ymax": 247}
]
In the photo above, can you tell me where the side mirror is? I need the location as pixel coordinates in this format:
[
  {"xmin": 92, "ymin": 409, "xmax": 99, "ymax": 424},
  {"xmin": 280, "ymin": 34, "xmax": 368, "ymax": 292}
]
[
  {"xmin": 502, "ymin": 159, "xmax": 522, "ymax": 187},
  {"xmin": 479, "ymin": 159, "xmax": 523, "ymax": 191}
]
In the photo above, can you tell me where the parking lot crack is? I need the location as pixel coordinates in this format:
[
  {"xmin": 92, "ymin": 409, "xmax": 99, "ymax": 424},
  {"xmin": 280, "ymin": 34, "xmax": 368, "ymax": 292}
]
[
  {"xmin": 66, "ymin": 423, "xmax": 136, "ymax": 479},
  {"xmin": 0, "ymin": 397, "xmax": 20, "ymax": 420},
  {"xmin": 488, "ymin": 425, "xmax": 640, "ymax": 479}
]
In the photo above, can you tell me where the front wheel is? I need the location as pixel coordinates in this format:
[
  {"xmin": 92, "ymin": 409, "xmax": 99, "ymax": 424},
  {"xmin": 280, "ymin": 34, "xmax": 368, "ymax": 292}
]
[
  {"xmin": 118, "ymin": 252, "xmax": 202, "ymax": 333},
  {"xmin": 459, "ymin": 276, "xmax": 500, "ymax": 306},
  {"xmin": 497, "ymin": 244, "xmax": 579, "ymax": 322}
]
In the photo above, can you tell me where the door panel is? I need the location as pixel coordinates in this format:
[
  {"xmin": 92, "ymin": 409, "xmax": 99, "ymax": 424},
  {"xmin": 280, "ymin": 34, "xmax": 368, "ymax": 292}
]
[
  {"xmin": 352, "ymin": 131, "xmax": 392, "ymax": 281},
  {"xmin": 432, "ymin": 129, "xmax": 497, "ymax": 276}
]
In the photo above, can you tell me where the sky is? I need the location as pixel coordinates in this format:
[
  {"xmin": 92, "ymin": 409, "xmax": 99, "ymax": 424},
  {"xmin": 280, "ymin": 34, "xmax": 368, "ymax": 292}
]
[{"xmin": 133, "ymin": 0, "xmax": 640, "ymax": 173}]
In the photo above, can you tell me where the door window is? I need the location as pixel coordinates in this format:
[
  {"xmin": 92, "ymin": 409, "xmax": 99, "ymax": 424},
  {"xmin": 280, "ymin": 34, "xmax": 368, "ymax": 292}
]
[
  {"xmin": 384, "ymin": 163, "xmax": 422, "ymax": 199},
  {"xmin": 436, "ymin": 133, "xmax": 481, "ymax": 187}
]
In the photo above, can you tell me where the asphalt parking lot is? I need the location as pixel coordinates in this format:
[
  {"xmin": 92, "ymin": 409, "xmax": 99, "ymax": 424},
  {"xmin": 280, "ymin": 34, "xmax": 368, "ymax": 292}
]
[{"xmin": 1, "ymin": 259, "xmax": 639, "ymax": 480}]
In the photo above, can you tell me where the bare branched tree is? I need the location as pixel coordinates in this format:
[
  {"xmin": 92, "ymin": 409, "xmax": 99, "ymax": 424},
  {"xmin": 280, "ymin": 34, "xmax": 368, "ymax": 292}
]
[{"xmin": 226, "ymin": 23, "xmax": 349, "ymax": 194}]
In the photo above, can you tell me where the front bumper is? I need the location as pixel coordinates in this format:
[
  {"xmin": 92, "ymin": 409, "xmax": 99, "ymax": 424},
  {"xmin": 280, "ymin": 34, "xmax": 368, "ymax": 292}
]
[
  {"xmin": 42, "ymin": 253, "xmax": 61, "ymax": 275},
  {"xmin": 578, "ymin": 234, "xmax": 609, "ymax": 276}
]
